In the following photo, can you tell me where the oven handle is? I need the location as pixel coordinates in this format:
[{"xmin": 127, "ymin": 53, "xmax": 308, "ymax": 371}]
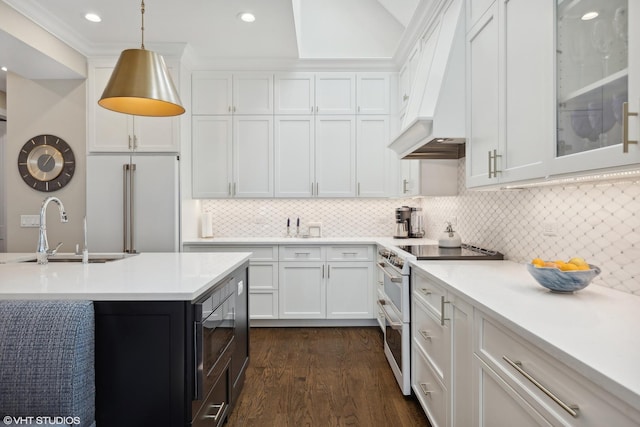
[
  {"xmin": 377, "ymin": 300, "xmax": 403, "ymax": 329},
  {"xmin": 377, "ymin": 262, "xmax": 403, "ymax": 283}
]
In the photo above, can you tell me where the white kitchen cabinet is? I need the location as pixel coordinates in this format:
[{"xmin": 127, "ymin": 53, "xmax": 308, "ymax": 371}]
[
  {"xmin": 191, "ymin": 71, "xmax": 273, "ymax": 115},
  {"xmin": 315, "ymin": 73, "xmax": 356, "ymax": 114},
  {"xmin": 274, "ymin": 115, "xmax": 315, "ymax": 197},
  {"xmin": 398, "ymin": 43, "xmax": 420, "ymax": 115},
  {"xmin": 279, "ymin": 262, "xmax": 326, "ymax": 319},
  {"xmin": 326, "ymin": 261, "xmax": 373, "ymax": 319},
  {"xmin": 474, "ymin": 312, "xmax": 640, "ymax": 426},
  {"xmin": 274, "ymin": 72, "xmax": 315, "ymax": 114},
  {"xmin": 466, "ymin": 0, "xmax": 496, "ymax": 32},
  {"xmin": 400, "ymin": 159, "xmax": 421, "ymax": 196},
  {"xmin": 192, "ymin": 115, "xmax": 273, "ymax": 198},
  {"xmin": 356, "ymin": 116, "xmax": 390, "ymax": 197},
  {"xmin": 356, "ymin": 73, "xmax": 390, "ymax": 114},
  {"xmin": 550, "ymin": 0, "xmax": 639, "ymax": 175},
  {"xmin": 465, "ymin": 1, "xmax": 553, "ymax": 188},
  {"xmin": 233, "ymin": 115, "xmax": 274, "ymax": 197},
  {"xmin": 192, "ymin": 116, "xmax": 232, "ymax": 198},
  {"xmin": 315, "ymin": 115, "xmax": 357, "ymax": 197},
  {"xmin": 89, "ymin": 66, "xmax": 179, "ymax": 153}
]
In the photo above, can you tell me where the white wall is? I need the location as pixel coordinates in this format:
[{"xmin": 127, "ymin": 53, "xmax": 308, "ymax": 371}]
[{"xmin": 5, "ymin": 73, "xmax": 86, "ymax": 252}]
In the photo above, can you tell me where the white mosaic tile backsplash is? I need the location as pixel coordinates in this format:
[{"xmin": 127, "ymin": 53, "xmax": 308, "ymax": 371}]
[
  {"xmin": 201, "ymin": 159, "xmax": 640, "ymax": 295},
  {"xmin": 422, "ymin": 159, "xmax": 640, "ymax": 295}
]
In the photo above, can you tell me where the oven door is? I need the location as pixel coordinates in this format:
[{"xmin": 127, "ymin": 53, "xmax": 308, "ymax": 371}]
[{"xmin": 377, "ymin": 300, "xmax": 411, "ymax": 395}]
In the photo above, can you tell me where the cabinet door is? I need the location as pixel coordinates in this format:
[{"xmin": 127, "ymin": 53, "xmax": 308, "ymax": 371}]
[
  {"xmin": 279, "ymin": 262, "xmax": 326, "ymax": 319},
  {"xmin": 233, "ymin": 73, "xmax": 274, "ymax": 114},
  {"xmin": 274, "ymin": 72, "xmax": 315, "ymax": 114},
  {"xmin": 356, "ymin": 116, "xmax": 389, "ymax": 197},
  {"xmin": 450, "ymin": 295, "xmax": 473, "ymax": 427},
  {"xmin": 250, "ymin": 291, "xmax": 279, "ymax": 319},
  {"xmin": 315, "ymin": 115, "xmax": 356, "ymax": 197},
  {"xmin": 191, "ymin": 71, "xmax": 233, "ymax": 115},
  {"xmin": 192, "ymin": 116, "xmax": 233, "ymax": 198},
  {"xmin": 399, "ymin": 43, "xmax": 420, "ymax": 113},
  {"xmin": 500, "ymin": 0, "xmax": 552, "ymax": 182},
  {"xmin": 400, "ymin": 159, "xmax": 421, "ymax": 196},
  {"xmin": 89, "ymin": 67, "xmax": 131, "ymax": 152},
  {"xmin": 274, "ymin": 116, "xmax": 315, "ymax": 197},
  {"xmin": 315, "ymin": 73, "xmax": 356, "ymax": 114},
  {"xmin": 326, "ymin": 262, "xmax": 373, "ymax": 319},
  {"xmin": 466, "ymin": 4, "xmax": 500, "ymax": 187},
  {"xmin": 356, "ymin": 73, "xmax": 390, "ymax": 114},
  {"xmin": 233, "ymin": 116, "xmax": 274, "ymax": 197},
  {"xmin": 133, "ymin": 115, "xmax": 179, "ymax": 153}
]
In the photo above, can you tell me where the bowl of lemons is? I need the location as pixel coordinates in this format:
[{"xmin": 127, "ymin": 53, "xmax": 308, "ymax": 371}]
[{"xmin": 526, "ymin": 257, "xmax": 601, "ymax": 293}]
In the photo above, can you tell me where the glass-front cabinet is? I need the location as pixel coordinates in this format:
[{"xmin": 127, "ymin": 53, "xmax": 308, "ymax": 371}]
[{"xmin": 553, "ymin": 0, "xmax": 640, "ymax": 174}]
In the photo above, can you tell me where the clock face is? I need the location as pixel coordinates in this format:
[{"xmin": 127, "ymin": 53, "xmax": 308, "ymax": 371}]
[{"xmin": 17, "ymin": 135, "xmax": 76, "ymax": 192}]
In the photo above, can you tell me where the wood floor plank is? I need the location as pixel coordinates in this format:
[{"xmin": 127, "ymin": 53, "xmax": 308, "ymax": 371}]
[{"xmin": 227, "ymin": 327, "xmax": 432, "ymax": 427}]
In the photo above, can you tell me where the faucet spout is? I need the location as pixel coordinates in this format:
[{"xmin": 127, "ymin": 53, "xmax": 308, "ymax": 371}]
[{"xmin": 36, "ymin": 196, "xmax": 68, "ymax": 265}]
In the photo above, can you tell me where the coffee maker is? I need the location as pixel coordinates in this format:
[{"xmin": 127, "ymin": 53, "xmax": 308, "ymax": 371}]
[
  {"xmin": 394, "ymin": 207, "xmax": 411, "ymax": 238},
  {"xmin": 394, "ymin": 206, "xmax": 425, "ymax": 239}
]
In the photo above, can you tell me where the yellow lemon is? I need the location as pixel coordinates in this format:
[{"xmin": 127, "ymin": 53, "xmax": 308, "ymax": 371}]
[
  {"xmin": 559, "ymin": 263, "xmax": 578, "ymax": 271},
  {"xmin": 531, "ymin": 258, "xmax": 545, "ymax": 267},
  {"xmin": 568, "ymin": 257, "xmax": 588, "ymax": 268}
]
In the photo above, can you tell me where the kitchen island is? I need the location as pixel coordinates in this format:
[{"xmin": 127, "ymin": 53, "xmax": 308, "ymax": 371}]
[{"xmin": 0, "ymin": 252, "xmax": 251, "ymax": 427}]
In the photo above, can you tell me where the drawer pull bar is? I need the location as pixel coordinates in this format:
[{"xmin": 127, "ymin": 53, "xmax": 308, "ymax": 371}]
[
  {"xmin": 440, "ymin": 296, "xmax": 450, "ymax": 326},
  {"xmin": 420, "ymin": 288, "xmax": 432, "ymax": 296},
  {"xmin": 376, "ymin": 262, "xmax": 403, "ymax": 283},
  {"xmin": 294, "ymin": 252, "xmax": 311, "ymax": 256},
  {"xmin": 419, "ymin": 382, "xmax": 433, "ymax": 397},
  {"xmin": 342, "ymin": 252, "xmax": 359, "ymax": 255},
  {"xmin": 502, "ymin": 356, "xmax": 579, "ymax": 418},
  {"xmin": 204, "ymin": 402, "xmax": 225, "ymax": 421},
  {"xmin": 419, "ymin": 330, "xmax": 432, "ymax": 341}
]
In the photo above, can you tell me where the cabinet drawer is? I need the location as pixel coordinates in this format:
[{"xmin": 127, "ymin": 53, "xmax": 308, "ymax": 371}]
[
  {"xmin": 279, "ymin": 245, "xmax": 324, "ymax": 261},
  {"xmin": 412, "ymin": 299, "xmax": 446, "ymax": 382},
  {"xmin": 412, "ymin": 345, "xmax": 447, "ymax": 427},
  {"xmin": 326, "ymin": 245, "xmax": 373, "ymax": 261},
  {"xmin": 249, "ymin": 263, "xmax": 278, "ymax": 290},
  {"xmin": 476, "ymin": 313, "xmax": 640, "ymax": 426},
  {"xmin": 412, "ymin": 270, "xmax": 447, "ymax": 317},
  {"xmin": 249, "ymin": 291, "xmax": 278, "ymax": 320},
  {"xmin": 184, "ymin": 245, "xmax": 278, "ymax": 261}
]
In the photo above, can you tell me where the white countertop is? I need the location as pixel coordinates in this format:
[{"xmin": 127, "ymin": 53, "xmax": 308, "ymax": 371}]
[
  {"xmin": 411, "ymin": 260, "xmax": 640, "ymax": 410},
  {"xmin": 0, "ymin": 252, "xmax": 251, "ymax": 301},
  {"xmin": 184, "ymin": 236, "xmax": 437, "ymax": 249}
]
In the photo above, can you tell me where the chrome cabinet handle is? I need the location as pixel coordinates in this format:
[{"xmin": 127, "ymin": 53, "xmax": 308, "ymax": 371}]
[
  {"xmin": 358, "ymin": 106, "xmax": 361, "ymax": 112},
  {"xmin": 440, "ymin": 296, "xmax": 450, "ymax": 326},
  {"xmin": 357, "ymin": 182, "xmax": 360, "ymax": 196},
  {"xmin": 403, "ymin": 94, "xmax": 409, "ymax": 101},
  {"xmin": 133, "ymin": 135, "xmax": 138, "ymax": 150},
  {"xmin": 232, "ymin": 182, "xmax": 236, "ymax": 196},
  {"xmin": 503, "ymin": 356, "xmax": 579, "ymax": 418},
  {"xmin": 420, "ymin": 288, "xmax": 432, "ymax": 296},
  {"xmin": 203, "ymin": 402, "xmax": 225, "ymax": 420},
  {"xmin": 419, "ymin": 383, "xmax": 433, "ymax": 397},
  {"xmin": 294, "ymin": 252, "xmax": 311, "ymax": 256},
  {"xmin": 376, "ymin": 262, "xmax": 402, "ymax": 283},
  {"xmin": 128, "ymin": 135, "xmax": 133, "ymax": 150},
  {"xmin": 311, "ymin": 182, "xmax": 314, "ymax": 196},
  {"xmin": 322, "ymin": 264, "xmax": 325, "ymax": 278},
  {"xmin": 233, "ymin": 106, "xmax": 236, "ymax": 113},
  {"xmin": 623, "ymin": 102, "xmax": 638, "ymax": 153},
  {"xmin": 316, "ymin": 182, "xmax": 319, "ymax": 195},
  {"xmin": 419, "ymin": 330, "xmax": 431, "ymax": 341},
  {"xmin": 487, "ymin": 150, "xmax": 492, "ymax": 177},
  {"xmin": 402, "ymin": 179, "xmax": 408, "ymax": 193},
  {"xmin": 228, "ymin": 106, "xmax": 232, "ymax": 113},
  {"xmin": 328, "ymin": 264, "xmax": 330, "ymax": 278},
  {"xmin": 488, "ymin": 149, "xmax": 502, "ymax": 178}
]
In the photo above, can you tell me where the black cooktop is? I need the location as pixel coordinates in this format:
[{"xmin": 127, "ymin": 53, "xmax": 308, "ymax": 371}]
[{"xmin": 397, "ymin": 244, "xmax": 504, "ymax": 260}]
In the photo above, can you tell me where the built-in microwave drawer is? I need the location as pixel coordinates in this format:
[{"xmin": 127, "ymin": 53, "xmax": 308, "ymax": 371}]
[
  {"xmin": 326, "ymin": 245, "xmax": 373, "ymax": 261},
  {"xmin": 476, "ymin": 313, "xmax": 640, "ymax": 426},
  {"xmin": 412, "ymin": 269, "xmax": 447, "ymax": 317},
  {"xmin": 279, "ymin": 245, "xmax": 324, "ymax": 261},
  {"xmin": 192, "ymin": 355, "xmax": 231, "ymax": 427}
]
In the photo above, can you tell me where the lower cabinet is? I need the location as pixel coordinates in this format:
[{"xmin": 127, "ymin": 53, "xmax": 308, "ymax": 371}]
[{"xmin": 279, "ymin": 261, "xmax": 325, "ymax": 318}]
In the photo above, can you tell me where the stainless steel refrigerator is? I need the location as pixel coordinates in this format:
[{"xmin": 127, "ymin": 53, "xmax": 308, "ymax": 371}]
[{"xmin": 86, "ymin": 154, "xmax": 179, "ymax": 253}]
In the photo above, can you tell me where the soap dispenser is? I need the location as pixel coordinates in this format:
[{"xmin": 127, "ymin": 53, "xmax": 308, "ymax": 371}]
[{"xmin": 438, "ymin": 222, "xmax": 462, "ymax": 248}]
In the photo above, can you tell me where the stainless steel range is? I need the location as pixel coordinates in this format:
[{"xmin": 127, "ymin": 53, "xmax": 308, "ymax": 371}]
[{"xmin": 376, "ymin": 243, "xmax": 503, "ymax": 395}]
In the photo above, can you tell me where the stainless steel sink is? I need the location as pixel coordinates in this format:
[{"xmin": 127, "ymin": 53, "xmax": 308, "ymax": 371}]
[{"xmin": 22, "ymin": 253, "xmax": 137, "ymax": 263}]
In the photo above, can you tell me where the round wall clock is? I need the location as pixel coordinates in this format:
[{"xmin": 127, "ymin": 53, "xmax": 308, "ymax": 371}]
[{"xmin": 17, "ymin": 134, "xmax": 76, "ymax": 192}]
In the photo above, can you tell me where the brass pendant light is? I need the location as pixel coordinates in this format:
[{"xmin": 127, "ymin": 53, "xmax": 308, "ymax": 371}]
[{"xmin": 98, "ymin": 1, "xmax": 185, "ymax": 117}]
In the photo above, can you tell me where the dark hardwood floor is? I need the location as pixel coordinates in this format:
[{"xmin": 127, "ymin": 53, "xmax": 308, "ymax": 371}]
[{"xmin": 227, "ymin": 327, "xmax": 432, "ymax": 427}]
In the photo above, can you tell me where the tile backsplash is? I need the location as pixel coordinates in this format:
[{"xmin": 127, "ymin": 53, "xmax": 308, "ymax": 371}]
[{"xmin": 202, "ymin": 159, "xmax": 640, "ymax": 295}]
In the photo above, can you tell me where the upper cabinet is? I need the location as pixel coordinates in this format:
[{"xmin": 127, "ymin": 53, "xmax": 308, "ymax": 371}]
[
  {"xmin": 551, "ymin": 0, "xmax": 639, "ymax": 174},
  {"xmin": 192, "ymin": 71, "xmax": 274, "ymax": 115},
  {"xmin": 274, "ymin": 72, "xmax": 315, "ymax": 115},
  {"xmin": 88, "ymin": 65, "xmax": 180, "ymax": 153},
  {"xmin": 315, "ymin": 73, "xmax": 357, "ymax": 114},
  {"xmin": 466, "ymin": 1, "xmax": 553, "ymax": 187},
  {"xmin": 356, "ymin": 74, "xmax": 390, "ymax": 114}
]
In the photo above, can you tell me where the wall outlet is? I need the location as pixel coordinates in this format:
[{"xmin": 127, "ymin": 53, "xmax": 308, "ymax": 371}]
[
  {"xmin": 20, "ymin": 215, "xmax": 40, "ymax": 228},
  {"xmin": 542, "ymin": 221, "xmax": 557, "ymax": 236}
]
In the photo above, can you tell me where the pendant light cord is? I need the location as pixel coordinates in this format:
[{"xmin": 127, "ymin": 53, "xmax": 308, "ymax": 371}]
[{"xmin": 140, "ymin": 0, "xmax": 145, "ymax": 49}]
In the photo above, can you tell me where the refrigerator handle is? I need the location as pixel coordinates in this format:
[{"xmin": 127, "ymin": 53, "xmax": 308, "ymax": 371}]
[
  {"xmin": 123, "ymin": 164, "xmax": 129, "ymax": 253},
  {"xmin": 129, "ymin": 163, "xmax": 137, "ymax": 253}
]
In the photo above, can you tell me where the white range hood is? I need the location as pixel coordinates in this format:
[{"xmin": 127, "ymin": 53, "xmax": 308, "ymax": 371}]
[{"xmin": 389, "ymin": 0, "xmax": 465, "ymax": 159}]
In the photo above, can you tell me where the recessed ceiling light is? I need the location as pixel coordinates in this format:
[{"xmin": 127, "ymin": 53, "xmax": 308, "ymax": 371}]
[
  {"xmin": 581, "ymin": 11, "xmax": 599, "ymax": 21},
  {"xmin": 1, "ymin": 67, "xmax": 7, "ymax": 72},
  {"xmin": 85, "ymin": 12, "xmax": 102, "ymax": 23},
  {"xmin": 238, "ymin": 12, "xmax": 255, "ymax": 23}
]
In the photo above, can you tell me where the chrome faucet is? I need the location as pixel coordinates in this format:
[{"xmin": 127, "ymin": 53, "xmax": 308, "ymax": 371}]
[{"xmin": 36, "ymin": 196, "xmax": 68, "ymax": 265}]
